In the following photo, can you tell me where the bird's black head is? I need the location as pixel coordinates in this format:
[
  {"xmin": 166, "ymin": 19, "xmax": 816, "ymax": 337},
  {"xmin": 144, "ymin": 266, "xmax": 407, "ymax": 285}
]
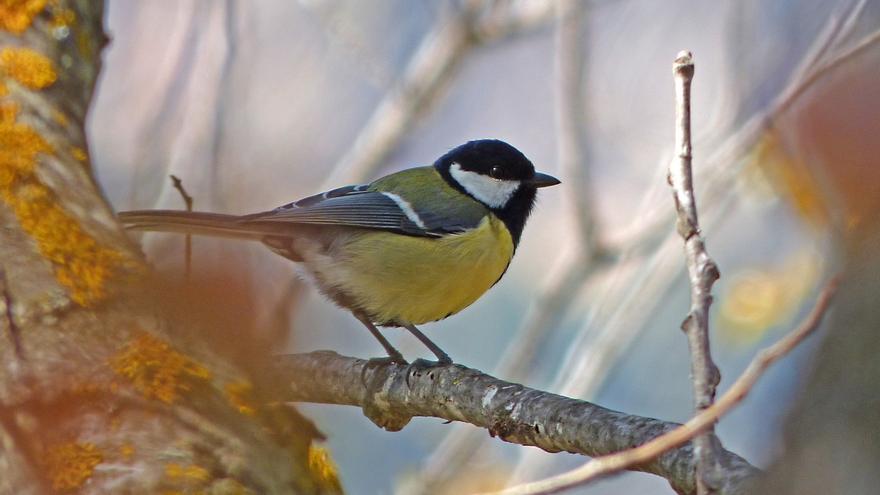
[{"xmin": 434, "ymin": 139, "xmax": 559, "ymax": 246}]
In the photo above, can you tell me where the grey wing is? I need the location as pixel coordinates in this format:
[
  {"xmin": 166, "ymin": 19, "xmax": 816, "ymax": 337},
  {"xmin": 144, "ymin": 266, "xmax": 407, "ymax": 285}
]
[{"xmin": 239, "ymin": 188, "xmax": 442, "ymax": 237}]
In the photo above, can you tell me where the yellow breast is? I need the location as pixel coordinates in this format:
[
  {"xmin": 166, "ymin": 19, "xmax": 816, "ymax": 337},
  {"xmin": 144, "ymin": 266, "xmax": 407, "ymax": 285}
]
[{"xmin": 328, "ymin": 215, "xmax": 514, "ymax": 325}]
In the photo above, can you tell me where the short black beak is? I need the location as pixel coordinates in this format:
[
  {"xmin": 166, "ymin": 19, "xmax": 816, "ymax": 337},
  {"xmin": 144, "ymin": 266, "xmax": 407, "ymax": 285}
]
[{"xmin": 527, "ymin": 171, "xmax": 561, "ymax": 188}]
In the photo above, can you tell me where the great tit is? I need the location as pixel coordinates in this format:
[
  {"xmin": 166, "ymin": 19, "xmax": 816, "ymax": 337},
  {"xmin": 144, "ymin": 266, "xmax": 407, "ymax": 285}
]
[{"xmin": 119, "ymin": 139, "xmax": 559, "ymax": 363}]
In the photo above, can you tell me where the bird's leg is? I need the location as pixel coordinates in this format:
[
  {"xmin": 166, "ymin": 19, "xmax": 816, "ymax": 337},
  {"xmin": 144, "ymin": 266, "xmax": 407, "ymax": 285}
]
[
  {"xmin": 354, "ymin": 313, "xmax": 406, "ymax": 363},
  {"xmin": 403, "ymin": 324, "xmax": 452, "ymax": 364}
]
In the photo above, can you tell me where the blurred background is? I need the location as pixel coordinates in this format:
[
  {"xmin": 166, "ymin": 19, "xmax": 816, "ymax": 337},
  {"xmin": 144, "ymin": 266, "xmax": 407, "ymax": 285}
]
[{"xmin": 88, "ymin": 0, "xmax": 879, "ymax": 493}]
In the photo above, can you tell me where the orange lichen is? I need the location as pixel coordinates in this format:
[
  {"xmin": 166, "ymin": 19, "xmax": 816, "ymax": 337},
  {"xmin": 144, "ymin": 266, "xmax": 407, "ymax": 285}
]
[
  {"xmin": 119, "ymin": 443, "xmax": 135, "ymax": 460},
  {"xmin": 165, "ymin": 463, "xmax": 211, "ymax": 483},
  {"xmin": 0, "ymin": 102, "xmax": 127, "ymax": 305},
  {"xmin": 308, "ymin": 445, "xmax": 341, "ymax": 493},
  {"xmin": 111, "ymin": 332, "xmax": 211, "ymax": 404},
  {"xmin": 0, "ymin": 47, "xmax": 57, "ymax": 89},
  {"xmin": 224, "ymin": 380, "xmax": 257, "ymax": 416},
  {"xmin": 43, "ymin": 441, "xmax": 103, "ymax": 491},
  {"xmin": 0, "ymin": 0, "xmax": 46, "ymax": 34}
]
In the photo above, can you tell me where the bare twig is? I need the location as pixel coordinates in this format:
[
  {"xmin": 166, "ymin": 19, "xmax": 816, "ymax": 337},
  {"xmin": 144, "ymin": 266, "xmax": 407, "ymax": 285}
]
[
  {"xmin": 276, "ymin": 353, "xmax": 758, "ymax": 495},
  {"xmin": 169, "ymin": 174, "xmax": 194, "ymax": 279},
  {"xmin": 669, "ymin": 51, "xmax": 722, "ymax": 494},
  {"xmin": 489, "ymin": 277, "xmax": 839, "ymax": 495}
]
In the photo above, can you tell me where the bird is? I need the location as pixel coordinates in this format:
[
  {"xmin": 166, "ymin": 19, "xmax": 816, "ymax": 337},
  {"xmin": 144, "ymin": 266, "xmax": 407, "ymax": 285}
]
[{"xmin": 118, "ymin": 139, "xmax": 559, "ymax": 364}]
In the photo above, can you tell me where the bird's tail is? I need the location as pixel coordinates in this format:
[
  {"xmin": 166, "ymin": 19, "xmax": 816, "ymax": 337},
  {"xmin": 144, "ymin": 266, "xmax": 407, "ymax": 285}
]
[{"xmin": 118, "ymin": 210, "xmax": 284, "ymax": 241}]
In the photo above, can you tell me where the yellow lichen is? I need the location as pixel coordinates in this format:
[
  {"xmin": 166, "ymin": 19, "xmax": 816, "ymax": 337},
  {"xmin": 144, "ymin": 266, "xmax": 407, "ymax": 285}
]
[
  {"xmin": 0, "ymin": 102, "xmax": 127, "ymax": 306},
  {"xmin": 165, "ymin": 463, "xmax": 211, "ymax": 483},
  {"xmin": 0, "ymin": 81, "xmax": 7, "ymax": 96},
  {"xmin": 51, "ymin": 108, "xmax": 67, "ymax": 126},
  {"xmin": 308, "ymin": 445, "xmax": 341, "ymax": 493},
  {"xmin": 44, "ymin": 441, "xmax": 103, "ymax": 491},
  {"xmin": 49, "ymin": 4, "xmax": 73, "ymax": 30},
  {"xmin": 224, "ymin": 380, "xmax": 257, "ymax": 416},
  {"xmin": 0, "ymin": 0, "xmax": 46, "ymax": 34},
  {"xmin": 71, "ymin": 146, "xmax": 86, "ymax": 161},
  {"xmin": 0, "ymin": 47, "xmax": 57, "ymax": 89},
  {"xmin": 111, "ymin": 332, "xmax": 211, "ymax": 404}
]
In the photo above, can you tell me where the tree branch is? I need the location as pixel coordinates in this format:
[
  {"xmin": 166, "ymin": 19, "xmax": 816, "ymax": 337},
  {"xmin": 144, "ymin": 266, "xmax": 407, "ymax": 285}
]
[
  {"xmin": 669, "ymin": 51, "xmax": 723, "ymax": 494},
  {"xmin": 275, "ymin": 353, "xmax": 758, "ymax": 494},
  {"xmin": 321, "ymin": 0, "xmax": 554, "ymax": 187},
  {"xmin": 489, "ymin": 277, "xmax": 838, "ymax": 495}
]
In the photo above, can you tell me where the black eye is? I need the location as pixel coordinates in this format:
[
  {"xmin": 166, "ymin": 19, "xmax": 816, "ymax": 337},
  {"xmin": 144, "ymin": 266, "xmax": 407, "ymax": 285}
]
[{"xmin": 489, "ymin": 166, "xmax": 503, "ymax": 179}]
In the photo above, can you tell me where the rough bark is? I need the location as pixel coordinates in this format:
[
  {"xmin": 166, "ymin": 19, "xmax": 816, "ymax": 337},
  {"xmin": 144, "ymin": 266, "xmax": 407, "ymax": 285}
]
[
  {"xmin": 277, "ymin": 353, "xmax": 759, "ymax": 495},
  {"xmin": 0, "ymin": 3, "xmax": 337, "ymax": 493}
]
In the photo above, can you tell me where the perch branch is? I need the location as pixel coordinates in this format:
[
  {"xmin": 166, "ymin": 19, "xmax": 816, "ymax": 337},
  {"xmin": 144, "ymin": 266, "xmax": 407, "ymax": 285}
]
[
  {"xmin": 490, "ymin": 277, "xmax": 839, "ymax": 495},
  {"xmin": 275, "ymin": 354, "xmax": 758, "ymax": 495},
  {"xmin": 669, "ymin": 51, "xmax": 722, "ymax": 494}
]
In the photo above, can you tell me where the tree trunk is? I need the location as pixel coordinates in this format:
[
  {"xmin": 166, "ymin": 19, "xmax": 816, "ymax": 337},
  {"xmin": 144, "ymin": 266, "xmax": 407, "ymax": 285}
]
[{"xmin": 0, "ymin": 2, "xmax": 338, "ymax": 493}]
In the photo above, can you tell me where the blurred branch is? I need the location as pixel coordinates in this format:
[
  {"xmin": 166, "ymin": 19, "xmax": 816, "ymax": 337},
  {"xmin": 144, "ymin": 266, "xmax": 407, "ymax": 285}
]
[
  {"xmin": 129, "ymin": 1, "xmax": 207, "ymax": 209},
  {"xmin": 491, "ymin": 277, "xmax": 838, "ymax": 495},
  {"xmin": 206, "ymin": 0, "xmax": 239, "ymax": 210},
  {"xmin": 322, "ymin": 0, "xmax": 554, "ymax": 187},
  {"xmin": 556, "ymin": 0, "xmax": 598, "ymax": 251},
  {"xmin": 774, "ymin": 0, "xmax": 870, "ymax": 118},
  {"xmin": 670, "ymin": 51, "xmax": 722, "ymax": 495},
  {"xmin": 276, "ymin": 352, "xmax": 758, "ymax": 495}
]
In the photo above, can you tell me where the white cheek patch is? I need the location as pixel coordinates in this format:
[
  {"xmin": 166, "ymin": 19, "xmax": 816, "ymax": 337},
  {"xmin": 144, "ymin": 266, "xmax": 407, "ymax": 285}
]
[
  {"xmin": 449, "ymin": 163, "xmax": 520, "ymax": 208},
  {"xmin": 380, "ymin": 192, "xmax": 427, "ymax": 229}
]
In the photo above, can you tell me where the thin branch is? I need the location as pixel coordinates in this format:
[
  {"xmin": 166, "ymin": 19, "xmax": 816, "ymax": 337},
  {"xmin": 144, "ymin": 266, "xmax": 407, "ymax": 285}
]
[
  {"xmin": 670, "ymin": 51, "xmax": 722, "ymax": 494},
  {"xmin": 489, "ymin": 277, "xmax": 839, "ymax": 495},
  {"xmin": 276, "ymin": 353, "xmax": 758, "ymax": 495},
  {"xmin": 169, "ymin": 174, "xmax": 194, "ymax": 279}
]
